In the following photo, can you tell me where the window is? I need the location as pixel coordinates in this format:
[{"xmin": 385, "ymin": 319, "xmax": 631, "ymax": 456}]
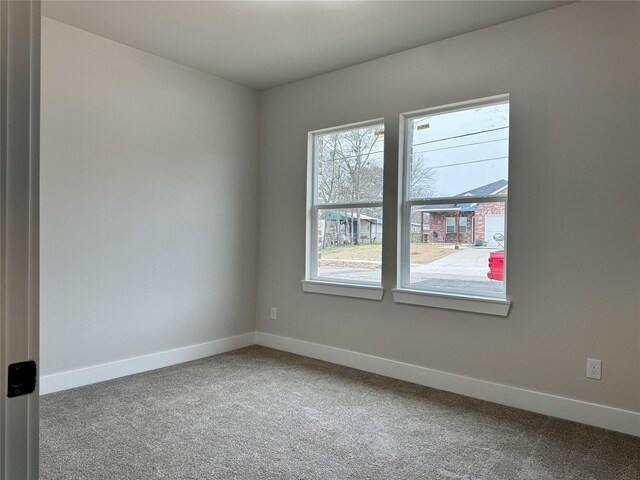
[
  {"xmin": 446, "ymin": 217, "xmax": 456, "ymax": 234},
  {"xmin": 303, "ymin": 119, "xmax": 384, "ymax": 299},
  {"xmin": 395, "ymin": 95, "xmax": 510, "ymax": 312},
  {"xmin": 459, "ymin": 217, "xmax": 467, "ymax": 234}
]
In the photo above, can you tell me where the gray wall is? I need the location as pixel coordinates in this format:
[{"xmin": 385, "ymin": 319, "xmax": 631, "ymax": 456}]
[
  {"xmin": 40, "ymin": 17, "xmax": 258, "ymax": 375},
  {"xmin": 256, "ymin": 3, "xmax": 640, "ymax": 412}
]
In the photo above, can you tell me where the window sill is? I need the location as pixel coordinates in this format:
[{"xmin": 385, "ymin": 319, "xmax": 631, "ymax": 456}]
[
  {"xmin": 301, "ymin": 280, "xmax": 384, "ymax": 300},
  {"xmin": 392, "ymin": 288, "xmax": 511, "ymax": 316}
]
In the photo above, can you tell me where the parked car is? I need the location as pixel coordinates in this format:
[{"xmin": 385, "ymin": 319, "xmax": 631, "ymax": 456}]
[
  {"xmin": 487, "ymin": 251, "xmax": 504, "ymax": 281},
  {"xmin": 487, "ymin": 233, "xmax": 505, "ymax": 281}
]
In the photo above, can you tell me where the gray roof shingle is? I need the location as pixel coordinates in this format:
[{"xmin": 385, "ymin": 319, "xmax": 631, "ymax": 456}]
[
  {"xmin": 415, "ymin": 179, "xmax": 508, "ymax": 213},
  {"xmin": 457, "ymin": 179, "xmax": 508, "ymax": 197}
]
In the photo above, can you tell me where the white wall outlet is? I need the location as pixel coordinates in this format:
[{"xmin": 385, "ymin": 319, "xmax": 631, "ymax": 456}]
[
  {"xmin": 586, "ymin": 358, "xmax": 602, "ymax": 380},
  {"xmin": 270, "ymin": 307, "xmax": 277, "ymax": 320}
]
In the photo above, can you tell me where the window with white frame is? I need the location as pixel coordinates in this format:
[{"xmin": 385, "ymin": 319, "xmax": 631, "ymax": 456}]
[
  {"xmin": 305, "ymin": 119, "xmax": 384, "ymax": 288},
  {"xmin": 459, "ymin": 217, "xmax": 468, "ymax": 234},
  {"xmin": 398, "ymin": 95, "xmax": 509, "ymax": 300},
  {"xmin": 446, "ymin": 217, "xmax": 456, "ymax": 234}
]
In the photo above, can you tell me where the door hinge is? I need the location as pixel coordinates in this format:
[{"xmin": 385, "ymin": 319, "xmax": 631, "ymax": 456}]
[{"xmin": 7, "ymin": 361, "xmax": 37, "ymax": 398}]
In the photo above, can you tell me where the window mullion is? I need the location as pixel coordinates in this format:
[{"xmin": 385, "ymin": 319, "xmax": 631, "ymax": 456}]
[
  {"xmin": 407, "ymin": 195, "xmax": 507, "ymax": 207},
  {"xmin": 315, "ymin": 201, "xmax": 383, "ymax": 210}
]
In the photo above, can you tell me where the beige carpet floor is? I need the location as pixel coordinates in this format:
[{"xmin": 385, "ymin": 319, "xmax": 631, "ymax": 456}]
[{"xmin": 41, "ymin": 346, "xmax": 640, "ymax": 479}]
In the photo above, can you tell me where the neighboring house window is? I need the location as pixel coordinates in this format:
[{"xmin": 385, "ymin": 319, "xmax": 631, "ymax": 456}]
[
  {"xmin": 446, "ymin": 217, "xmax": 456, "ymax": 234},
  {"xmin": 459, "ymin": 217, "xmax": 467, "ymax": 233},
  {"xmin": 305, "ymin": 119, "xmax": 384, "ymax": 287},
  {"xmin": 397, "ymin": 95, "xmax": 509, "ymax": 300}
]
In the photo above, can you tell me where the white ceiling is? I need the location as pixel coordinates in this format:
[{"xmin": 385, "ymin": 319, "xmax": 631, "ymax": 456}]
[{"xmin": 42, "ymin": 1, "xmax": 570, "ymax": 90}]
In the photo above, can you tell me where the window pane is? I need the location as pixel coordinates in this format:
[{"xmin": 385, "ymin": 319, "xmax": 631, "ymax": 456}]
[
  {"xmin": 446, "ymin": 217, "xmax": 455, "ymax": 233},
  {"xmin": 316, "ymin": 124, "xmax": 384, "ymax": 205},
  {"xmin": 408, "ymin": 103, "xmax": 509, "ymax": 200},
  {"xmin": 409, "ymin": 204, "xmax": 505, "ymax": 296},
  {"xmin": 316, "ymin": 207, "xmax": 382, "ymax": 283}
]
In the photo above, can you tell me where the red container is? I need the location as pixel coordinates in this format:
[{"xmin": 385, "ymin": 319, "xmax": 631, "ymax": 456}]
[{"xmin": 487, "ymin": 251, "xmax": 505, "ymax": 281}]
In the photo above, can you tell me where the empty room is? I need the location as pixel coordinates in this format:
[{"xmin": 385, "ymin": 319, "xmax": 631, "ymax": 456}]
[{"xmin": 1, "ymin": 1, "xmax": 639, "ymax": 479}]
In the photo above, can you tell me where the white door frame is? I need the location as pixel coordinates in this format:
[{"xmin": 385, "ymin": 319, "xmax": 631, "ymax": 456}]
[{"xmin": 0, "ymin": 1, "xmax": 41, "ymax": 479}]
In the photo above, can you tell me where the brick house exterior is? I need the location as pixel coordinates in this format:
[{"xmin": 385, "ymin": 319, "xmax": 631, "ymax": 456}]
[
  {"xmin": 428, "ymin": 211, "xmax": 475, "ymax": 244},
  {"xmin": 415, "ymin": 180, "xmax": 507, "ymax": 245}
]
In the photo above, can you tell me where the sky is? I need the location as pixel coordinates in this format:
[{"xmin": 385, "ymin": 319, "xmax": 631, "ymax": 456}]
[{"xmin": 410, "ymin": 102, "xmax": 509, "ymax": 198}]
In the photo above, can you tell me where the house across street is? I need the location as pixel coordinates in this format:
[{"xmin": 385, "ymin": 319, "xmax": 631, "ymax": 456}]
[{"xmin": 414, "ymin": 179, "xmax": 507, "ymax": 247}]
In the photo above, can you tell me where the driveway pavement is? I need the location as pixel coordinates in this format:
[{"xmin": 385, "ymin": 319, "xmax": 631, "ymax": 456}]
[
  {"xmin": 410, "ymin": 247, "xmax": 503, "ymax": 294},
  {"xmin": 411, "ymin": 248, "xmax": 492, "ymax": 279},
  {"xmin": 319, "ymin": 247, "xmax": 505, "ymax": 294}
]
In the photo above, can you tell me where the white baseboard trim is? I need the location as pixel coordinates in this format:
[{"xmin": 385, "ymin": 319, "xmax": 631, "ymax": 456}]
[
  {"xmin": 40, "ymin": 330, "xmax": 639, "ymax": 437},
  {"xmin": 40, "ymin": 332, "xmax": 256, "ymax": 395},
  {"xmin": 255, "ymin": 332, "xmax": 640, "ymax": 438}
]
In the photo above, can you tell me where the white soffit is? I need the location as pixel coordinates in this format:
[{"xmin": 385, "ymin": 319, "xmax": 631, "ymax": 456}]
[{"xmin": 42, "ymin": 1, "xmax": 571, "ymax": 90}]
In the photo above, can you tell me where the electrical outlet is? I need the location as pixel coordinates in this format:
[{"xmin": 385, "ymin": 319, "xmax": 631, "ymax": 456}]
[
  {"xmin": 270, "ymin": 307, "xmax": 277, "ymax": 320},
  {"xmin": 586, "ymin": 358, "xmax": 602, "ymax": 380}
]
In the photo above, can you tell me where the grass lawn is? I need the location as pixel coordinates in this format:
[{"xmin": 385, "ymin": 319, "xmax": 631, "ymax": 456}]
[
  {"xmin": 319, "ymin": 243, "xmax": 456, "ymax": 269},
  {"xmin": 409, "ymin": 243, "xmax": 458, "ymax": 264}
]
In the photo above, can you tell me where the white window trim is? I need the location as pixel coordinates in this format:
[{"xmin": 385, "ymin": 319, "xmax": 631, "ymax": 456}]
[
  {"xmin": 445, "ymin": 216, "xmax": 456, "ymax": 234},
  {"xmin": 304, "ymin": 118, "xmax": 384, "ymax": 299},
  {"xmin": 459, "ymin": 217, "xmax": 468, "ymax": 234},
  {"xmin": 302, "ymin": 280, "xmax": 384, "ymax": 300},
  {"xmin": 392, "ymin": 288, "xmax": 511, "ymax": 316},
  {"xmin": 396, "ymin": 94, "xmax": 510, "ymax": 313}
]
